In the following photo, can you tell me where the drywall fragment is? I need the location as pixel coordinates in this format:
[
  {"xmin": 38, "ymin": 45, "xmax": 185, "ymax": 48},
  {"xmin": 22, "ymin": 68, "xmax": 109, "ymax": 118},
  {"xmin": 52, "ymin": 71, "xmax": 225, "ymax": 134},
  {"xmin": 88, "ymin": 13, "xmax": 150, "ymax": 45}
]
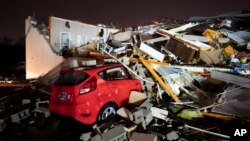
[
  {"xmin": 199, "ymin": 49, "xmax": 224, "ymax": 65},
  {"xmin": 117, "ymin": 107, "xmax": 133, "ymax": 120},
  {"xmin": 129, "ymin": 91, "xmax": 147, "ymax": 106}
]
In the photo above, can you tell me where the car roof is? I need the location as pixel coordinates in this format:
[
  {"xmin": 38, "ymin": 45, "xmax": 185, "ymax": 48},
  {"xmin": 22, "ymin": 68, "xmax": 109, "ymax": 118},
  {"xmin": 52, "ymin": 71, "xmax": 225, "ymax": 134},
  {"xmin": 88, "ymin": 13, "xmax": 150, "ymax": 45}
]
[{"xmin": 60, "ymin": 63, "xmax": 124, "ymax": 73}]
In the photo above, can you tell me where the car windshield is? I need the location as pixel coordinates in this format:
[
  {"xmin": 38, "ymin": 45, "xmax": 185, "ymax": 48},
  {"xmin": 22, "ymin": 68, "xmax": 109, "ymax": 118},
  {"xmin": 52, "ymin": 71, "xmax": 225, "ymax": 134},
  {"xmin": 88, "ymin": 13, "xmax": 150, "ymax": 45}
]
[{"xmin": 54, "ymin": 71, "xmax": 89, "ymax": 86}]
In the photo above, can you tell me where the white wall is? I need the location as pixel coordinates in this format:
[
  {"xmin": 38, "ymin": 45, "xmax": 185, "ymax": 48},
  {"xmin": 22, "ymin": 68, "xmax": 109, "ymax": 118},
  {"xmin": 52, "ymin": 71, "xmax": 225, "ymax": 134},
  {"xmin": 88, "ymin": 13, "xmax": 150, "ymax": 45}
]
[
  {"xmin": 50, "ymin": 16, "xmax": 118, "ymax": 53},
  {"xmin": 25, "ymin": 16, "xmax": 64, "ymax": 79}
]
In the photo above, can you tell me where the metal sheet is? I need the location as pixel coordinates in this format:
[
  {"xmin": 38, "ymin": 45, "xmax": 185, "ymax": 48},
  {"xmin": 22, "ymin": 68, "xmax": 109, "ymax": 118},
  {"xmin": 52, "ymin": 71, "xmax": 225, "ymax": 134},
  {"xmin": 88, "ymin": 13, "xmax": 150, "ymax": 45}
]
[{"xmin": 212, "ymin": 88, "xmax": 250, "ymax": 118}]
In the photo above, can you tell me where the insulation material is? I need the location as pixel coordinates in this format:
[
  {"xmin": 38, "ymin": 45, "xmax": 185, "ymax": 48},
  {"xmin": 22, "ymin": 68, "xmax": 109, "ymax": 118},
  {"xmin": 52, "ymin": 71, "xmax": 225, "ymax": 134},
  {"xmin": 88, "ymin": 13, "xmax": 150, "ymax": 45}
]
[{"xmin": 199, "ymin": 49, "xmax": 223, "ymax": 65}]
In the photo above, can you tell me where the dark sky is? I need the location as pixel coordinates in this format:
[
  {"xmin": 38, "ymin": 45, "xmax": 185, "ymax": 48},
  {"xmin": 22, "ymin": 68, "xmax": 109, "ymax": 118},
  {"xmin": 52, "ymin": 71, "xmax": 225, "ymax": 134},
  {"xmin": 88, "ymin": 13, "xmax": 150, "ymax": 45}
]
[{"xmin": 0, "ymin": 0, "xmax": 249, "ymax": 42}]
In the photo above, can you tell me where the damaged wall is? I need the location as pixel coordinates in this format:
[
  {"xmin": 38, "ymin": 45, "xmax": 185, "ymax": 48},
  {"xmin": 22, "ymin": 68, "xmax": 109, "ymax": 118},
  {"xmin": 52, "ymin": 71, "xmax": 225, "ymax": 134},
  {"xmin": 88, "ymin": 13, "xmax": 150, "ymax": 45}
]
[
  {"xmin": 25, "ymin": 16, "xmax": 64, "ymax": 79},
  {"xmin": 50, "ymin": 16, "xmax": 118, "ymax": 53}
]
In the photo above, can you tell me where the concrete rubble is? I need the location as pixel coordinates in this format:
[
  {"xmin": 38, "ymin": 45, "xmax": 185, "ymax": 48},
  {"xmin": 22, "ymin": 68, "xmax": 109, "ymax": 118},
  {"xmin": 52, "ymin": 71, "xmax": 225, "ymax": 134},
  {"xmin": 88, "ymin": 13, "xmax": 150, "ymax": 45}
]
[{"xmin": 1, "ymin": 10, "xmax": 250, "ymax": 141}]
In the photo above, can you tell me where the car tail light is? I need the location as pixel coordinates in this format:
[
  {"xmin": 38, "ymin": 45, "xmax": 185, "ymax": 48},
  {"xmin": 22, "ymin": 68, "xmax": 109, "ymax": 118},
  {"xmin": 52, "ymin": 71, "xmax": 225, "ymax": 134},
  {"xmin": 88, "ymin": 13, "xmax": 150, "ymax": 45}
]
[{"xmin": 79, "ymin": 77, "xmax": 97, "ymax": 94}]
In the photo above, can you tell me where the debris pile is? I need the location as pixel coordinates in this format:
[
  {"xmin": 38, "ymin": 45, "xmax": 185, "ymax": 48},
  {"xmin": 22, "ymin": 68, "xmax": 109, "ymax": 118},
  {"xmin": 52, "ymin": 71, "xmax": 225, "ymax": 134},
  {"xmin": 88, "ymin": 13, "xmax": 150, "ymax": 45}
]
[{"xmin": 1, "ymin": 11, "xmax": 250, "ymax": 141}]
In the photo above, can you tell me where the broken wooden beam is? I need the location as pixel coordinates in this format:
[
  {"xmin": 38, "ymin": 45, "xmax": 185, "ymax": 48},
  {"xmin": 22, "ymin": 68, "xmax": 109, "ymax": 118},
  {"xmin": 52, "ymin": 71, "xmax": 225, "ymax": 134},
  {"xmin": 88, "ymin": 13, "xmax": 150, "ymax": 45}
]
[
  {"xmin": 139, "ymin": 57, "xmax": 180, "ymax": 102},
  {"xmin": 157, "ymin": 28, "xmax": 213, "ymax": 51},
  {"xmin": 201, "ymin": 112, "xmax": 237, "ymax": 121}
]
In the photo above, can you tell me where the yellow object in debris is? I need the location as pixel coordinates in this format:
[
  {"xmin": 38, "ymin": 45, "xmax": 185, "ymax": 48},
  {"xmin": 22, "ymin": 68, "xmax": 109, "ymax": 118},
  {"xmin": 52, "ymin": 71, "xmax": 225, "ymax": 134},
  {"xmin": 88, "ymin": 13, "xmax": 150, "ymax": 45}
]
[
  {"xmin": 222, "ymin": 45, "xmax": 238, "ymax": 59},
  {"xmin": 139, "ymin": 57, "xmax": 180, "ymax": 102},
  {"xmin": 241, "ymin": 57, "xmax": 247, "ymax": 64},
  {"xmin": 203, "ymin": 29, "xmax": 223, "ymax": 46},
  {"xmin": 177, "ymin": 109, "xmax": 203, "ymax": 120}
]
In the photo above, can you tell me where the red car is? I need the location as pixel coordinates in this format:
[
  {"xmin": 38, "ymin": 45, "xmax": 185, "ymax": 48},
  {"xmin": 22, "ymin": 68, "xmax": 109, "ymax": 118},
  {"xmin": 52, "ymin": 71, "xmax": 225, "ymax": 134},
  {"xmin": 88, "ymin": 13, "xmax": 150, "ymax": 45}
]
[{"xmin": 49, "ymin": 64, "xmax": 142, "ymax": 124}]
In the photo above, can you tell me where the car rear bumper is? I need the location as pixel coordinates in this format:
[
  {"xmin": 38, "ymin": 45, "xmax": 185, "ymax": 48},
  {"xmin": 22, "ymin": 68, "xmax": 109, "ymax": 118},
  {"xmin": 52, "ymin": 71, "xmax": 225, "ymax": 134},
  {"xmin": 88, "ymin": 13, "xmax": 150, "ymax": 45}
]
[{"xmin": 49, "ymin": 100, "xmax": 98, "ymax": 125}]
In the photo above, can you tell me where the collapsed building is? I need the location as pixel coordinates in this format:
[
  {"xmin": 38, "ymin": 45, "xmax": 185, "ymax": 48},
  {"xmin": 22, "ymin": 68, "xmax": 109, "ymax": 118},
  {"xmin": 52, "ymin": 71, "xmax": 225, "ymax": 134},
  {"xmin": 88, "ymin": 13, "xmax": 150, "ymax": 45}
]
[{"xmin": 1, "ymin": 10, "xmax": 250, "ymax": 141}]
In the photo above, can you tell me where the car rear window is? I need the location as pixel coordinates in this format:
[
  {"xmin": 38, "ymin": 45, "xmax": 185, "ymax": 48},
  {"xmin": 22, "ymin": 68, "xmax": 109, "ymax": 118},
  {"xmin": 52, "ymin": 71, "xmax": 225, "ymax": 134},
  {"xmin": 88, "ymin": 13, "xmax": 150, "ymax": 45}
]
[{"xmin": 54, "ymin": 71, "xmax": 89, "ymax": 86}]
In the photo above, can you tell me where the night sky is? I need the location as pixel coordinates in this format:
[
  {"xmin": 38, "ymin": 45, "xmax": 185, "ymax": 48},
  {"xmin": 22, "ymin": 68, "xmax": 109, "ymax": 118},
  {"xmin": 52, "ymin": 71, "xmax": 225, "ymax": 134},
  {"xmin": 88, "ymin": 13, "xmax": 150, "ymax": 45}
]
[{"xmin": 0, "ymin": 0, "xmax": 249, "ymax": 42}]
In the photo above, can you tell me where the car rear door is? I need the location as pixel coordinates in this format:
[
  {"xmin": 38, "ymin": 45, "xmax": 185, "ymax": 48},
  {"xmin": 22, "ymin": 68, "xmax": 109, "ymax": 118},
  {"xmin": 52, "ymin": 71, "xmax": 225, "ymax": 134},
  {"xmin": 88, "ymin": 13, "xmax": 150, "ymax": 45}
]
[{"xmin": 104, "ymin": 66, "xmax": 141, "ymax": 106}]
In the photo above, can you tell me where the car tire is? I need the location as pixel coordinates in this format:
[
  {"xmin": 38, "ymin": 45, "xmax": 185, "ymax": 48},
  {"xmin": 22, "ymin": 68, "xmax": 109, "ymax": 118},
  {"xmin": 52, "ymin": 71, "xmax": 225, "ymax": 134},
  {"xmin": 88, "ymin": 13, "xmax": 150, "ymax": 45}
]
[{"xmin": 98, "ymin": 103, "xmax": 117, "ymax": 122}]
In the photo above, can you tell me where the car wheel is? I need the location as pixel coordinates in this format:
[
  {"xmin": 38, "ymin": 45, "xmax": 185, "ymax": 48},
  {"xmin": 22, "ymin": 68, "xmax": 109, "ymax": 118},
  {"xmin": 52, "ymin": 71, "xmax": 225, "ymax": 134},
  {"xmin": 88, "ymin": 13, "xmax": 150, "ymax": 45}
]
[{"xmin": 98, "ymin": 104, "xmax": 117, "ymax": 122}]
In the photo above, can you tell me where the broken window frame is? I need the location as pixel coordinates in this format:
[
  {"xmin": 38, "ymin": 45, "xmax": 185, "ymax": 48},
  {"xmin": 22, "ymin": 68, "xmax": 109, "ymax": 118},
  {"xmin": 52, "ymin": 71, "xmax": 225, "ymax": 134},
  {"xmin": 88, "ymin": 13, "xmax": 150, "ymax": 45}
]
[{"xmin": 99, "ymin": 66, "xmax": 130, "ymax": 81}]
